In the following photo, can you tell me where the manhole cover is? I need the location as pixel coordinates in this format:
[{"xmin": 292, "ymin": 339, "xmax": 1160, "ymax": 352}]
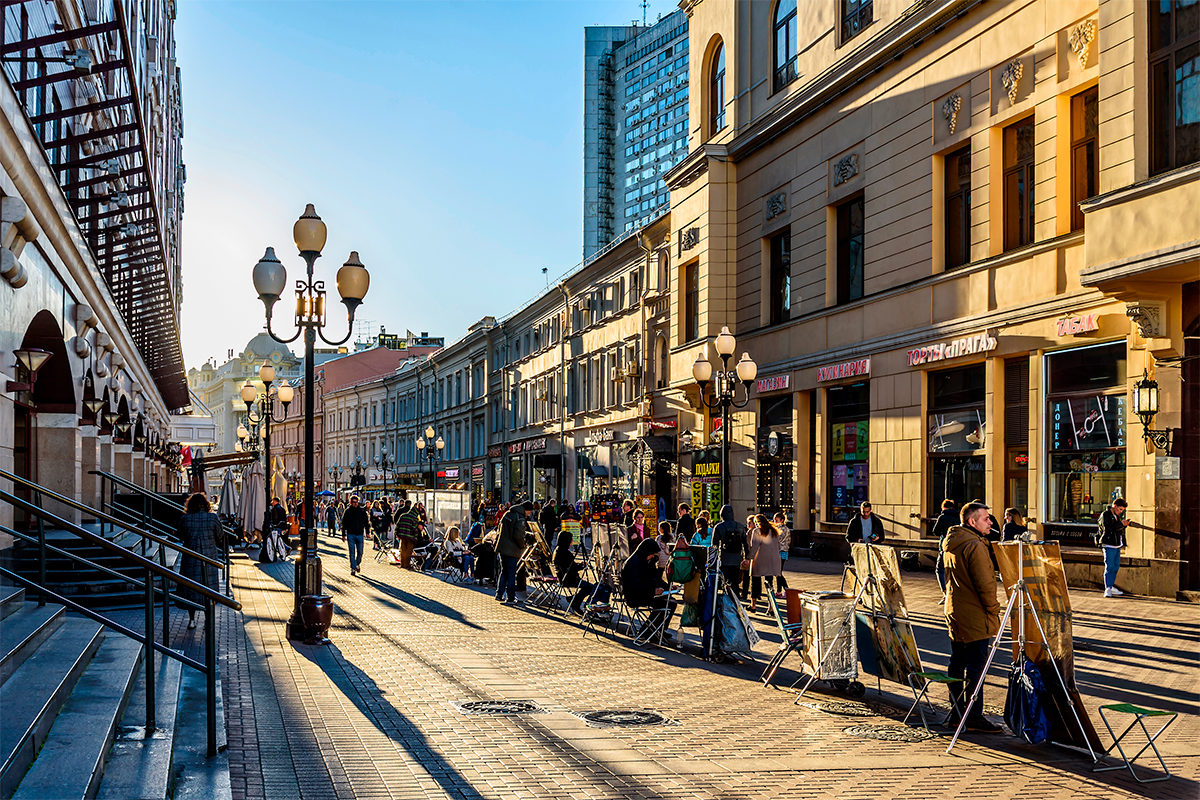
[
  {"xmin": 454, "ymin": 700, "xmax": 543, "ymax": 715},
  {"xmin": 843, "ymin": 724, "xmax": 937, "ymax": 742},
  {"xmin": 578, "ymin": 710, "xmax": 674, "ymax": 727},
  {"xmin": 797, "ymin": 700, "xmax": 881, "ymax": 717}
]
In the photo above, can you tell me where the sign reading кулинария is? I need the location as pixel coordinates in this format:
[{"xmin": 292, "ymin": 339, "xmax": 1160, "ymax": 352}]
[{"xmin": 906, "ymin": 332, "xmax": 997, "ymax": 366}]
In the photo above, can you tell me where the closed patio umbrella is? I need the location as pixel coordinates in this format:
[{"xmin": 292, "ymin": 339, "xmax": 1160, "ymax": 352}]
[
  {"xmin": 272, "ymin": 456, "xmax": 288, "ymax": 506},
  {"xmin": 240, "ymin": 460, "xmax": 265, "ymax": 542},
  {"xmin": 217, "ymin": 468, "xmax": 238, "ymax": 518}
]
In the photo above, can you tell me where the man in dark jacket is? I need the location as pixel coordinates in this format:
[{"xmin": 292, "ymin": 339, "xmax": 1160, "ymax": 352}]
[
  {"xmin": 941, "ymin": 501, "xmax": 1001, "ymax": 732},
  {"xmin": 621, "ymin": 499, "xmax": 636, "ymax": 528},
  {"xmin": 675, "ymin": 503, "xmax": 696, "ymax": 543},
  {"xmin": 341, "ymin": 495, "xmax": 370, "ymax": 575},
  {"xmin": 1097, "ymin": 497, "xmax": 1129, "ymax": 597},
  {"xmin": 712, "ymin": 504, "xmax": 747, "ymax": 599},
  {"xmin": 496, "ymin": 502, "xmax": 530, "ymax": 604},
  {"xmin": 845, "ymin": 501, "xmax": 886, "ymax": 544},
  {"xmin": 931, "ymin": 499, "xmax": 958, "ymax": 595},
  {"xmin": 538, "ymin": 499, "xmax": 560, "ymax": 540}
]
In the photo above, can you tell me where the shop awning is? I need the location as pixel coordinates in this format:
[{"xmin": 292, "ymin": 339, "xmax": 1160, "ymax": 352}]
[
  {"xmin": 588, "ymin": 464, "xmax": 609, "ymax": 477},
  {"xmin": 533, "ymin": 454, "xmax": 562, "ymax": 469},
  {"xmin": 634, "ymin": 435, "xmax": 676, "ymax": 460}
]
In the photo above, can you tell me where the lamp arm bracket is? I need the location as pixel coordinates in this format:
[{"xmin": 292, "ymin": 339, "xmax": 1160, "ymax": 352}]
[
  {"xmin": 317, "ymin": 311, "xmax": 356, "ymax": 347},
  {"xmin": 265, "ymin": 312, "xmax": 303, "ymax": 345}
]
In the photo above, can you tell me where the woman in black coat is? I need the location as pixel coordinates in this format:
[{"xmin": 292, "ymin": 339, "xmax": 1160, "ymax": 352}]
[
  {"xmin": 621, "ymin": 538, "xmax": 675, "ymax": 633},
  {"xmin": 176, "ymin": 492, "xmax": 224, "ymax": 629}
]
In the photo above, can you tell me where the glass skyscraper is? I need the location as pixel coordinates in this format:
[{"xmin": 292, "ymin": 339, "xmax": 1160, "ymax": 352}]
[{"xmin": 583, "ymin": 11, "xmax": 689, "ymax": 261}]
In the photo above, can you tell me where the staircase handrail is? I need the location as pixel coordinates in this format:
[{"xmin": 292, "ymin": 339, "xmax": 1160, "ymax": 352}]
[
  {"xmin": 91, "ymin": 468, "xmax": 242, "ymax": 550},
  {"xmin": 0, "ymin": 468, "xmax": 223, "ymax": 571}
]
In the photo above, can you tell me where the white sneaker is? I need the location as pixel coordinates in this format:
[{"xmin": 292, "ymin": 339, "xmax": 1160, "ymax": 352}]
[
  {"xmin": 1109, "ymin": 587, "xmax": 1124, "ymax": 596},
  {"xmin": 1103, "ymin": 588, "xmax": 1114, "ymax": 597}
]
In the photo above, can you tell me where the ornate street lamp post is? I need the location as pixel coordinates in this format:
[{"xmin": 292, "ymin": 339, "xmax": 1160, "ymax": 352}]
[
  {"xmin": 374, "ymin": 449, "xmax": 395, "ymax": 498},
  {"xmin": 328, "ymin": 463, "xmax": 343, "ymax": 498},
  {"xmin": 691, "ymin": 326, "xmax": 757, "ymax": 517},
  {"xmin": 252, "ymin": 204, "xmax": 370, "ymax": 643},
  {"xmin": 415, "ymin": 425, "xmax": 444, "ymax": 531},
  {"xmin": 241, "ymin": 363, "xmax": 293, "ymax": 547}
]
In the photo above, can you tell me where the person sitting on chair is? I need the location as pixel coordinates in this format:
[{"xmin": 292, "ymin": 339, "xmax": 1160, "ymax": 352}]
[
  {"xmin": 443, "ymin": 526, "xmax": 466, "ymax": 572},
  {"xmin": 621, "ymin": 538, "xmax": 676, "ymax": 636},
  {"xmin": 556, "ymin": 529, "xmax": 607, "ymax": 613}
]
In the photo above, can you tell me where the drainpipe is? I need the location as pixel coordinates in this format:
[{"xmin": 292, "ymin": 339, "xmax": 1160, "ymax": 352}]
[
  {"xmin": 636, "ymin": 232, "xmax": 654, "ymax": 497},
  {"xmin": 557, "ymin": 281, "xmax": 570, "ymax": 503}
]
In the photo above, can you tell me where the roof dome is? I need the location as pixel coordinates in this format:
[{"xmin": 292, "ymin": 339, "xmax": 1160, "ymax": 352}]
[{"xmin": 243, "ymin": 330, "xmax": 295, "ymax": 361}]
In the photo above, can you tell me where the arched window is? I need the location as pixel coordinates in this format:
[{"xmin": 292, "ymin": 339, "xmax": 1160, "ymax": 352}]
[
  {"xmin": 710, "ymin": 41, "xmax": 726, "ymax": 136},
  {"xmin": 773, "ymin": 0, "xmax": 798, "ymax": 93},
  {"xmin": 656, "ymin": 335, "xmax": 670, "ymax": 388}
]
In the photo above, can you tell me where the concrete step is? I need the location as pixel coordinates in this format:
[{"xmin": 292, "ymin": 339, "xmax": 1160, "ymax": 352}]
[
  {"xmin": 11, "ymin": 634, "xmax": 143, "ymax": 800},
  {"xmin": 95, "ymin": 653, "xmax": 182, "ymax": 800},
  {"xmin": 0, "ymin": 586, "xmax": 24, "ymax": 621},
  {"xmin": 0, "ymin": 617, "xmax": 104, "ymax": 797},
  {"xmin": 169, "ymin": 667, "xmax": 230, "ymax": 800},
  {"xmin": 0, "ymin": 603, "xmax": 65, "ymax": 684}
]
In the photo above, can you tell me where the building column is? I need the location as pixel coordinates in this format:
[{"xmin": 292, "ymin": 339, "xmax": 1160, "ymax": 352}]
[
  {"xmin": 114, "ymin": 443, "xmax": 134, "ymax": 484},
  {"xmin": 36, "ymin": 413, "xmax": 82, "ymax": 526},
  {"xmin": 793, "ymin": 390, "xmax": 812, "ymax": 532},
  {"xmin": 80, "ymin": 430, "xmax": 101, "ymax": 519},
  {"xmin": 131, "ymin": 452, "xmax": 147, "ymax": 489}
]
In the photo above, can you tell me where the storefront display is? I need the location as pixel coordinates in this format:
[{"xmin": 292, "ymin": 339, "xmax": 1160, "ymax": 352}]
[
  {"xmin": 1045, "ymin": 342, "xmax": 1127, "ymax": 542},
  {"xmin": 508, "ymin": 455, "xmax": 525, "ymax": 499},
  {"xmin": 756, "ymin": 394, "xmax": 794, "ymax": 516},
  {"xmin": 927, "ymin": 364, "xmax": 986, "ymax": 518},
  {"xmin": 828, "ymin": 382, "xmax": 869, "ymax": 522}
]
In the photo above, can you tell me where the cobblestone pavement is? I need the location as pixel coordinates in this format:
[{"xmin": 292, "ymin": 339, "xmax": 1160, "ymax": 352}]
[{"xmin": 204, "ymin": 532, "xmax": 1198, "ymax": 800}]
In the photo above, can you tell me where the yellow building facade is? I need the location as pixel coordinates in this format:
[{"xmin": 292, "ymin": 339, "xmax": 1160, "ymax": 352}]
[{"xmin": 665, "ymin": 0, "xmax": 1196, "ymax": 596}]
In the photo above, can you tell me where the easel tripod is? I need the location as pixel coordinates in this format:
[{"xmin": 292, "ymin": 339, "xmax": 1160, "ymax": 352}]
[{"xmin": 946, "ymin": 539, "xmax": 1097, "ymax": 760}]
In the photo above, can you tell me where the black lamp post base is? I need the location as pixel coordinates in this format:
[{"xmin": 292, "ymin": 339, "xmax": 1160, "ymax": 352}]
[{"xmin": 286, "ymin": 549, "xmax": 330, "ymax": 643}]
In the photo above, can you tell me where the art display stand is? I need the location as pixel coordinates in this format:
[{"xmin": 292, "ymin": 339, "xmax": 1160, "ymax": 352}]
[
  {"xmin": 946, "ymin": 540, "xmax": 1098, "ymax": 760},
  {"xmin": 791, "ymin": 560, "xmax": 873, "ymax": 700},
  {"xmin": 849, "ymin": 543, "xmax": 924, "ymax": 693}
]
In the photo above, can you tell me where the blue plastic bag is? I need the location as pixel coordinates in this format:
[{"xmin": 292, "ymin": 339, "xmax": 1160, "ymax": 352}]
[{"xmin": 1004, "ymin": 659, "xmax": 1050, "ymax": 744}]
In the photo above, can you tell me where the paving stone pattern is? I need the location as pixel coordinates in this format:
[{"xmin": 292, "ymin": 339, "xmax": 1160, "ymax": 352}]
[{"xmin": 207, "ymin": 533, "xmax": 1198, "ymax": 800}]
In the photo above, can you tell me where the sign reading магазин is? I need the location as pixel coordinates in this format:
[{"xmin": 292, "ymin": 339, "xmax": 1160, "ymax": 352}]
[
  {"xmin": 817, "ymin": 358, "xmax": 870, "ymax": 382},
  {"xmin": 756, "ymin": 374, "xmax": 790, "ymax": 393},
  {"xmin": 906, "ymin": 332, "xmax": 997, "ymax": 366}
]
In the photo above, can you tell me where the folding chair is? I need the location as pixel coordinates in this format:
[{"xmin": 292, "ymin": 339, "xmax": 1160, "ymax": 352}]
[
  {"xmin": 1093, "ymin": 704, "xmax": 1178, "ymax": 783},
  {"xmin": 435, "ymin": 546, "xmax": 467, "ymax": 583},
  {"xmin": 631, "ymin": 591, "xmax": 680, "ymax": 647},
  {"xmin": 761, "ymin": 590, "xmax": 804, "ymax": 688},
  {"xmin": 371, "ymin": 530, "xmax": 390, "ymax": 563},
  {"xmin": 902, "ymin": 671, "xmax": 964, "ymax": 732},
  {"xmin": 580, "ymin": 596, "xmax": 616, "ymax": 639},
  {"xmin": 526, "ymin": 575, "xmax": 561, "ymax": 609}
]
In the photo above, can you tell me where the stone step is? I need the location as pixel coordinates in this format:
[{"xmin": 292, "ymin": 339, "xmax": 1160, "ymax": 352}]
[
  {"xmin": 0, "ymin": 616, "xmax": 104, "ymax": 797},
  {"xmin": 0, "ymin": 586, "xmax": 24, "ymax": 621},
  {"xmin": 168, "ymin": 666, "xmax": 230, "ymax": 800},
  {"xmin": 95, "ymin": 652, "xmax": 183, "ymax": 800},
  {"xmin": 11, "ymin": 634, "xmax": 143, "ymax": 800},
  {"xmin": 0, "ymin": 603, "xmax": 65, "ymax": 685}
]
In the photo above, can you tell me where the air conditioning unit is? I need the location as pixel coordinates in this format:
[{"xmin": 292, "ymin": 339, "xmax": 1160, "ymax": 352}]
[
  {"xmin": 637, "ymin": 399, "xmax": 652, "ymax": 417},
  {"xmin": 609, "ymin": 367, "xmax": 624, "ymax": 382},
  {"xmin": 625, "ymin": 363, "xmax": 640, "ymax": 377}
]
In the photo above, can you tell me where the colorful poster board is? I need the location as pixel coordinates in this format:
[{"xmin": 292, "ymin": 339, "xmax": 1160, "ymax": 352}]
[
  {"xmin": 993, "ymin": 542, "xmax": 1102, "ymax": 751},
  {"xmin": 635, "ymin": 494, "xmax": 657, "ymax": 530},
  {"xmin": 850, "ymin": 543, "xmax": 922, "ymax": 686}
]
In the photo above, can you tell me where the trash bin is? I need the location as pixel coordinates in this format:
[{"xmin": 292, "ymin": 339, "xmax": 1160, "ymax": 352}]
[{"xmin": 785, "ymin": 588, "xmax": 803, "ymax": 624}]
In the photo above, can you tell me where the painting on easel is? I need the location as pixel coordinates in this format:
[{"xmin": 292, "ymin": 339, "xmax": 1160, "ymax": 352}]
[{"xmin": 850, "ymin": 543, "xmax": 922, "ymax": 685}]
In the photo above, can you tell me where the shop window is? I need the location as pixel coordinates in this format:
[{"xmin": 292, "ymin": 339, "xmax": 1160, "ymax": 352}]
[
  {"xmin": 684, "ymin": 262, "xmax": 699, "ymax": 342},
  {"xmin": 1003, "ymin": 116, "xmax": 1036, "ymax": 250},
  {"xmin": 836, "ymin": 194, "xmax": 864, "ymax": 304},
  {"xmin": 1070, "ymin": 88, "xmax": 1099, "ymax": 231},
  {"xmin": 945, "ymin": 145, "xmax": 972, "ymax": 269},
  {"xmin": 757, "ymin": 394, "xmax": 794, "ymax": 516},
  {"xmin": 1004, "ymin": 357, "xmax": 1030, "ymax": 514},
  {"xmin": 841, "ymin": 0, "xmax": 872, "ymax": 43},
  {"xmin": 1149, "ymin": 0, "xmax": 1199, "ymax": 175},
  {"xmin": 927, "ymin": 364, "xmax": 986, "ymax": 521},
  {"xmin": 1046, "ymin": 343, "xmax": 1127, "ymax": 540},
  {"xmin": 768, "ymin": 230, "xmax": 792, "ymax": 324},
  {"xmin": 773, "ymin": 0, "xmax": 798, "ymax": 94},
  {"xmin": 827, "ymin": 382, "xmax": 869, "ymax": 523}
]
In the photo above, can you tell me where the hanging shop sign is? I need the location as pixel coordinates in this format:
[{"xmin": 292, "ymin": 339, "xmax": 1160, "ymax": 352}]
[
  {"xmin": 487, "ymin": 446, "xmax": 502, "ymax": 459},
  {"xmin": 647, "ymin": 419, "xmax": 677, "ymax": 431},
  {"xmin": 443, "ymin": 468, "xmax": 460, "ymax": 479},
  {"xmin": 755, "ymin": 374, "xmax": 791, "ymax": 393},
  {"xmin": 817, "ymin": 358, "xmax": 871, "ymax": 382},
  {"xmin": 525, "ymin": 437, "xmax": 547, "ymax": 452},
  {"xmin": 906, "ymin": 332, "xmax": 997, "ymax": 366},
  {"xmin": 507, "ymin": 441, "xmax": 525, "ymax": 454},
  {"xmin": 1056, "ymin": 313, "xmax": 1100, "ymax": 336},
  {"xmin": 471, "ymin": 465, "xmax": 485, "ymax": 480}
]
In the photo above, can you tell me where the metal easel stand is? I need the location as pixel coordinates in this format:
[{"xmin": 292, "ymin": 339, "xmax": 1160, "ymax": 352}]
[
  {"xmin": 701, "ymin": 542, "xmax": 723, "ymax": 660},
  {"xmin": 946, "ymin": 540, "xmax": 1097, "ymax": 761},
  {"xmin": 792, "ymin": 567, "xmax": 875, "ymax": 701}
]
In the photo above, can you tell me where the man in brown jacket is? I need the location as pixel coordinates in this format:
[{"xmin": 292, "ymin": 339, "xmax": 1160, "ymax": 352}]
[{"xmin": 941, "ymin": 500, "xmax": 1002, "ymax": 732}]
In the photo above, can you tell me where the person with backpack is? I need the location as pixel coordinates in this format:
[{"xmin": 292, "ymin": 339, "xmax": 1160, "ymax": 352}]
[
  {"xmin": 941, "ymin": 501, "xmax": 1002, "ymax": 732},
  {"xmin": 393, "ymin": 501, "xmax": 423, "ymax": 570},
  {"xmin": 1097, "ymin": 498, "xmax": 1130, "ymax": 597},
  {"xmin": 496, "ymin": 502, "xmax": 530, "ymax": 604},
  {"xmin": 713, "ymin": 505, "xmax": 747, "ymax": 600}
]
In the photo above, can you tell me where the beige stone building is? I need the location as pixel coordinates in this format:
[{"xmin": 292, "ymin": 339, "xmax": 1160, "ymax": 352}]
[{"xmin": 664, "ymin": 0, "xmax": 1196, "ymax": 596}]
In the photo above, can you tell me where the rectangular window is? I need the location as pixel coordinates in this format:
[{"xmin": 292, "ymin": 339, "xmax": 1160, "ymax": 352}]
[
  {"xmin": 1070, "ymin": 88, "xmax": 1099, "ymax": 231},
  {"xmin": 768, "ymin": 230, "xmax": 791, "ymax": 324},
  {"xmin": 841, "ymin": 0, "xmax": 873, "ymax": 43},
  {"xmin": 684, "ymin": 262, "xmax": 699, "ymax": 342},
  {"xmin": 827, "ymin": 382, "xmax": 869, "ymax": 523},
  {"xmin": 1149, "ymin": 0, "xmax": 1199, "ymax": 174},
  {"xmin": 927, "ymin": 364, "xmax": 987, "ymax": 521},
  {"xmin": 836, "ymin": 195, "xmax": 865, "ymax": 304},
  {"xmin": 1003, "ymin": 116, "xmax": 1035, "ymax": 250},
  {"xmin": 944, "ymin": 145, "xmax": 972, "ymax": 269}
]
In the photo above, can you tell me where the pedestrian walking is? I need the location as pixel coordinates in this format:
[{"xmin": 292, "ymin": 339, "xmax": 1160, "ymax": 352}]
[
  {"xmin": 175, "ymin": 492, "xmax": 223, "ymax": 629},
  {"xmin": 941, "ymin": 500, "xmax": 1001, "ymax": 732},
  {"xmin": 748, "ymin": 514, "xmax": 783, "ymax": 613},
  {"xmin": 1097, "ymin": 498, "xmax": 1130, "ymax": 597},
  {"xmin": 341, "ymin": 495, "xmax": 369, "ymax": 575},
  {"xmin": 713, "ymin": 505, "xmax": 747, "ymax": 600},
  {"xmin": 394, "ymin": 502, "xmax": 422, "ymax": 570},
  {"xmin": 496, "ymin": 502, "xmax": 530, "ymax": 604},
  {"xmin": 931, "ymin": 498, "xmax": 958, "ymax": 598},
  {"xmin": 846, "ymin": 501, "xmax": 886, "ymax": 544},
  {"xmin": 772, "ymin": 511, "xmax": 791, "ymax": 594},
  {"xmin": 325, "ymin": 502, "xmax": 338, "ymax": 538},
  {"xmin": 538, "ymin": 498, "xmax": 560, "ymax": 540},
  {"xmin": 675, "ymin": 503, "xmax": 696, "ymax": 543}
]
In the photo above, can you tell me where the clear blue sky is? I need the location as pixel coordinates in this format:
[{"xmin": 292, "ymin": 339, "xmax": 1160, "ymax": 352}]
[{"xmin": 177, "ymin": 0, "xmax": 680, "ymax": 368}]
